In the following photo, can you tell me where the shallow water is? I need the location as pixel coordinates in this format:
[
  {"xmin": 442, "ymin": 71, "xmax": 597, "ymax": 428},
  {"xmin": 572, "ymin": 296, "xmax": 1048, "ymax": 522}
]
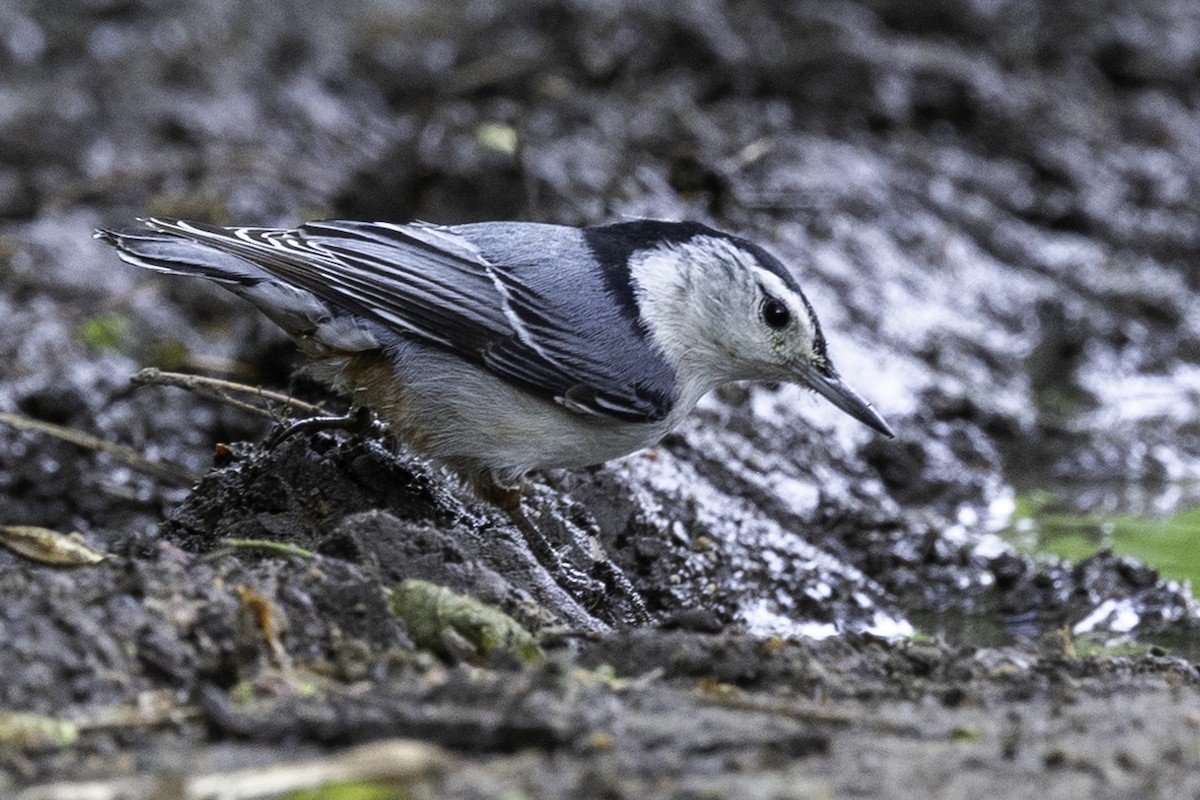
[
  {"xmin": 900, "ymin": 476, "xmax": 1200, "ymax": 656},
  {"xmin": 1001, "ymin": 480, "xmax": 1200, "ymax": 590}
]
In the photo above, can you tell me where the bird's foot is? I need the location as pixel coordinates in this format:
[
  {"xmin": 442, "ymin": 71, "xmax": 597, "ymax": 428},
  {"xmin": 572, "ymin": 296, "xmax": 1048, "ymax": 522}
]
[{"xmin": 265, "ymin": 405, "xmax": 379, "ymax": 449}]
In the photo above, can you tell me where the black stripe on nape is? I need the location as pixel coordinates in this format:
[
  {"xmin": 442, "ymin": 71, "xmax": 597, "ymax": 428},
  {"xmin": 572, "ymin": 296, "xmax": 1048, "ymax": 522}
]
[
  {"xmin": 729, "ymin": 237, "xmax": 804, "ymax": 296},
  {"xmin": 583, "ymin": 220, "xmax": 723, "ymax": 322},
  {"xmin": 585, "ymin": 219, "xmax": 805, "ymax": 304}
]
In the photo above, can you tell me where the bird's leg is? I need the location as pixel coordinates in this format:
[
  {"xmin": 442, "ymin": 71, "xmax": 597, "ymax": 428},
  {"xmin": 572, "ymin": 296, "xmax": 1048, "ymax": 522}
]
[
  {"xmin": 265, "ymin": 405, "xmax": 379, "ymax": 449},
  {"xmin": 477, "ymin": 472, "xmax": 650, "ymax": 624},
  {"xmin": 476, "ymin": 473, "xmax": 603, "ymax": 601}
]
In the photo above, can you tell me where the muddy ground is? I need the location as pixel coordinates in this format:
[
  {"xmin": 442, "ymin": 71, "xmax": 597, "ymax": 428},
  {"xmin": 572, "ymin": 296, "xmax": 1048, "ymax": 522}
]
[{"xmin": 2, "ymin": 1, "xmax": 1200, "ymax": 797}]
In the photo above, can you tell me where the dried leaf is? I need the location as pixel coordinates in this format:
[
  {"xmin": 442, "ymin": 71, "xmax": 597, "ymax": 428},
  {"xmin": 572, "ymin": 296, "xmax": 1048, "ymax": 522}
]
[
  {"xmin": 237, "ymin": 585, "xmax": 291, "ymax": 669},
  {"xmin": 0, "ymin": 526, "xmax": 107, "ymax": 567}
]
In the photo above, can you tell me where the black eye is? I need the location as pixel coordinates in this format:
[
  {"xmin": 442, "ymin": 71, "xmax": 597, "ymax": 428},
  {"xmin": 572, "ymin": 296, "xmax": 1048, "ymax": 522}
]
[{"xmin": 761, "ymin": 297, "xmax": 791, "ymax": 330}]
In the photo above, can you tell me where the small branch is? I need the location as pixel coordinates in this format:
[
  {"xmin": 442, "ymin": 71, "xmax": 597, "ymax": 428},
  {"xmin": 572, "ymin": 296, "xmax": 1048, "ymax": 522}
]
[
  {"xmin": 220, "ymin": 538, "xmax": 317, "ymax": 560},
  {"xmin": 130, "ymin": 368, "xmax": 326, "ymax": 419},
  {"xmin": 0, "ymin": 411, "xmax": 198, "ymax": 486},
  {"xmin": 14, "ymin": 737, "xmax": 447, "ymax": 800},
  {"xmin": 694, "ymin": 692, "xmax": 922, "ymax": 736}
]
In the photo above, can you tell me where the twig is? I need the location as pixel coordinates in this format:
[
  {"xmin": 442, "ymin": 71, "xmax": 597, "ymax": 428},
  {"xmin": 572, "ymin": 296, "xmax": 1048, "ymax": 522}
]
[
  {"xmin": 0, "ymin": 411, "xmax": 198, "ymax": 486},
  {"xmin": 694, "ymin": 692, "xmax": 921, "ymax": 736},
  {"xmin": 221, "ymin": 538, "xmax": 317, "ymax": 560},
  {"xmin": 130, "ymin": 368, "xmax": 326, "ymax": 419},
  {"xmin": 695, "ymin": 692, "xmax": 857, "ymax": 725},
  {"xmin": 75, "ymin": 704, "xmax": 203, "ymax": 734},
  {"xmin": 14, "ymin": 737, "xmax": 447, "ymax": 800}
]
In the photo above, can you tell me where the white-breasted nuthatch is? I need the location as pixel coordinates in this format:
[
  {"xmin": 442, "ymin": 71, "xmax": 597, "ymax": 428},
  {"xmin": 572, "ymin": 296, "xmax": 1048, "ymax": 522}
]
[{"xmin": 95, "ymin": 218, "xmax": 893, "ymax": 506}]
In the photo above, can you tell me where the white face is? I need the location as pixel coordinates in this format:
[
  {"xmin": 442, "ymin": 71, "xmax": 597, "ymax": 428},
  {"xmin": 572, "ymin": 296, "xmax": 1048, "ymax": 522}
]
[
  {"xmin": 630, "ymin": 236, "xmax": 826, "ymax": 398},
  {"xmin": 630, "ymin": 232, "xmax": 894, "ymax": 437}
]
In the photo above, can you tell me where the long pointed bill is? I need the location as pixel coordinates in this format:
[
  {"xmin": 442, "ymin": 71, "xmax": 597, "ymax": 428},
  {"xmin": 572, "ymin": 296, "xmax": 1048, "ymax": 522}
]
[{"xmin": 794, "ymin": 363, "xmax": 895, "ymax": 438}]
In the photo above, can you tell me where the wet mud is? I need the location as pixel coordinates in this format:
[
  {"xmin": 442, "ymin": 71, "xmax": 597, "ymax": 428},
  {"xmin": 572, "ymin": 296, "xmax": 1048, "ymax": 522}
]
[{"xmin": 3, "ymin": 0, "xmax": 1200, "ymax": 797}]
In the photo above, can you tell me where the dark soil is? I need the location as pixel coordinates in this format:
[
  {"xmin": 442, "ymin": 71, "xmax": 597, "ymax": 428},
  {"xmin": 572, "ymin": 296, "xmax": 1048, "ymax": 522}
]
[{"xmin": 3, "ymin": 1, "xmax": 1200, "ymax": 797}]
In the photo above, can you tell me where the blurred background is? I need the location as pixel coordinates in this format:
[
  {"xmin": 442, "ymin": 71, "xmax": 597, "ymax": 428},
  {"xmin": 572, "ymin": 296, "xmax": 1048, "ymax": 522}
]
[{"xmin": 1, "ymin": 0, "xmax": 1199, "ymax": 629}]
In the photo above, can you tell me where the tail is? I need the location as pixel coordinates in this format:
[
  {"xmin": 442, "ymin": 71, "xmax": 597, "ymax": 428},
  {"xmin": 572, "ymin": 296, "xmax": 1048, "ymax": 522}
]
[
  {"xmin": 94, "ymin": 222, "xmax": 273, "ymax": 285},
  {"xmin": 95, "ymin": 220, "xmax": 378, "ymax": 353}
]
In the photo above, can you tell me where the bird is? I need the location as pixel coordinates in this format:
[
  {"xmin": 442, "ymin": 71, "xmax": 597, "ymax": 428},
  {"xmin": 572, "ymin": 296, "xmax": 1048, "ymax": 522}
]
[{"xmin": 95, "ymin": 217, "xmax": 893, "ymax": 508}]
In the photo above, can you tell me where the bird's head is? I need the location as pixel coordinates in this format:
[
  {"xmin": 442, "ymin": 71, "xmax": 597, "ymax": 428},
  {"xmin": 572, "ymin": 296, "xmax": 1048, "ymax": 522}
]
[{"xmin": 616, "ymin": 221, "xmax": 894, "ymax": 437}]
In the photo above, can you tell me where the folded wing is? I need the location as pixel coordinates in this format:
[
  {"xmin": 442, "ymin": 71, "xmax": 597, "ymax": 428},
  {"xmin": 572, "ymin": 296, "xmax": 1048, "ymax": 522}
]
[{"xmin": 129, "ymin": 218, "xmax": 674, "ymax": 422}]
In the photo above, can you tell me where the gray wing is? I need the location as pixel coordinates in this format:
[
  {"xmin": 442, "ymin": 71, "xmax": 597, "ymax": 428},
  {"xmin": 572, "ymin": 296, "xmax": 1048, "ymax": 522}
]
[{"xmin": 135, "ymin": 218, "xmax": 676, "ymax": 422}]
